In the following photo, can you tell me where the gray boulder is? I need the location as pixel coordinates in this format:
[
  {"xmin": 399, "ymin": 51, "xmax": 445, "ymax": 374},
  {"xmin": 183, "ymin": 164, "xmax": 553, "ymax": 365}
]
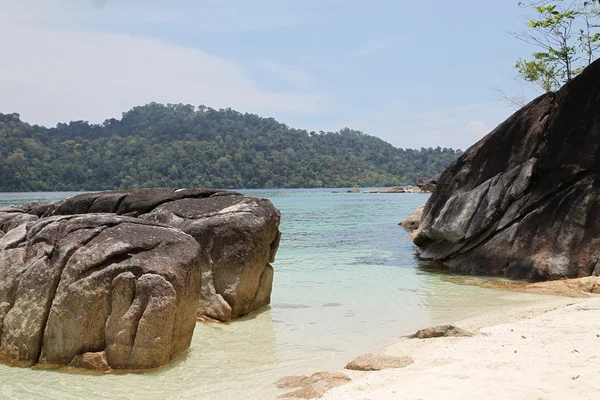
[
  {"xmin": 140, "ymin": 195, "xmax": 280, "ymax": 321},
  {"xmin": 415, "ymin": 59, "xmax": 600, "ymax": 281},
  {"xmin": 0, "ymin": 188, "xmax": 281, "ymax": 370},
  {"xmin": 0, "ymin": 214, "xmax": 202, "ymax": 370},
  {"xmin": 11, "ymin": 188, "xmax": 281, "ymax": 322}
]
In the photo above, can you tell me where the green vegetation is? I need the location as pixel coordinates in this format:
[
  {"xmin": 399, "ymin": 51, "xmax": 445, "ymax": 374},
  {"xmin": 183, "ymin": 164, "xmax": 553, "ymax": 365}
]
[
  {"xmin": 514, "ymin": 0, "xmax": 600, "ymax": 92},
  {"xmin": 0, "ymin": 104, "xmax": 461, "ymax": 191}
]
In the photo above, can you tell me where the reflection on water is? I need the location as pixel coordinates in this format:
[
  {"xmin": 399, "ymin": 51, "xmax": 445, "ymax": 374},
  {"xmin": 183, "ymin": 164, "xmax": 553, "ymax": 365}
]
[{"xmin": 0, "ymin": 189, "xmax": 551, "ymax": 399}]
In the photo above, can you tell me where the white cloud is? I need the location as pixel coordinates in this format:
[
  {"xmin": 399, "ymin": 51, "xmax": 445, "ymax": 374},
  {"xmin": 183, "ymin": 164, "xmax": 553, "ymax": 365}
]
[
  {"xmin": 0, "ymin": 3, "xmax": 323, "ymax": 126},
  {"xmin": 260, "ymin": 62, "xmax": 312, "ymax": 87}
]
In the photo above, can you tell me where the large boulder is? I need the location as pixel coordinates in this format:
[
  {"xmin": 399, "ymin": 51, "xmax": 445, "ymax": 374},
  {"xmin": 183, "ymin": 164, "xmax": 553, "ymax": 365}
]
[
  {"xmin": 140, "ymin": 195, "xmax": 280, "ymax": 321},
  {"xmin": 414, "ymin": 59, "xmax": 600, "ymax": 281},
  {"xmin": 20, "ymin": 188, "xmax": 281, "ymax": 321},
  {"xmin": 0, "ymin": 188, "xmax": 281, "ymax": 370},
  {"xmin": 0, "ymin": 213, "xmax": 202, "ymax": 370}
]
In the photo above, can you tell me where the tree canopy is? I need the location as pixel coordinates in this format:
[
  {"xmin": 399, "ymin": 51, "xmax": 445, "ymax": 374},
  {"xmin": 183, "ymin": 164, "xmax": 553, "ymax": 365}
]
[
  {"xmin": 0, "ymin": 104, "xmax": 462, "ymax": 192},
  {"xmin": 514, "ymin": 0, "xmax": 600, "ymax": 92}
]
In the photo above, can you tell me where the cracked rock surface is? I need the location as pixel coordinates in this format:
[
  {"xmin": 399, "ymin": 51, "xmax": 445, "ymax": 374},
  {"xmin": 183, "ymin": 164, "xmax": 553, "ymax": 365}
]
[
  {"xmin": 0, "ymin": 213, "xmax": 201, "ymax": 370},
  {"xmin": 415, "ymin": 59, "xmax": 600, "ymax": 281},
  {"xmin": 0, "ymin": 188, "xmax": 281, "ymax": 370}
]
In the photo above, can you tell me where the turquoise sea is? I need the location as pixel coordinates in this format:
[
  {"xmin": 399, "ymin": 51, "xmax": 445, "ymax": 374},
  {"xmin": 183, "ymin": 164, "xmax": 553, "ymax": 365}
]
[{"xmin": 0, "ymin": 189, "xmax": 538, "ymax": 399}]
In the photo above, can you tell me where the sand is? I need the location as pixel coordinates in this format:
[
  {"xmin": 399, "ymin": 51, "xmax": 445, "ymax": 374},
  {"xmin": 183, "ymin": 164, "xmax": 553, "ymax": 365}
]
[{"xmin": 321, "ymin": 295, "xmax": 600, "ymax": 400}]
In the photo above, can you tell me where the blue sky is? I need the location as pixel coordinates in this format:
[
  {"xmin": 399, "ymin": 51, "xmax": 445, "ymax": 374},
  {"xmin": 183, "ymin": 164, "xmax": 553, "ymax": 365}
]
[{"xmin": 1, "ymin": 0, "xmax": 541, "ymax": 149}]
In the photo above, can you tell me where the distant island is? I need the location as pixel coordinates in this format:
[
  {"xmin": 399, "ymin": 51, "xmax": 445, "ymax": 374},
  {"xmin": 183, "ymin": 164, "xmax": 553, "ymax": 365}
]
[{"xmin": 0, "ymin": 104, "xmax": 461, "ymax": 192}]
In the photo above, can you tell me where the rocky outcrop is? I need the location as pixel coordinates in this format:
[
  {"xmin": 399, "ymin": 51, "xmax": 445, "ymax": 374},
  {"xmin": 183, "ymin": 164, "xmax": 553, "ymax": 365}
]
[
  {"xmin": 0, "ymin": 188, "xmax": 281, "ymax": 370},
  {"xmin": 0, "ymin": 213, "xmax": 202, "ymax": 370},
  {"xmin": 18, "ymin": 188, "xmax": 281, "ymax": 321},
  {"xmin": 344, "ymin": 353, "xmax": 414, "ymax": 371},
  {"xmin": 414, "ymin": 59, "xmax": 600, "ymax": 281}
]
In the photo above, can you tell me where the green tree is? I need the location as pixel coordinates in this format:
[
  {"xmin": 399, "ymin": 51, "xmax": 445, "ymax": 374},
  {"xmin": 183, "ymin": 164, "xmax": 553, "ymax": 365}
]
[
  {"xmin": 0, "ymin": 106, "xmax": 462, "ymax": 192},
  {"xmin": 514, "ymin": 1, "xmax": 600, "ymax": 92}
]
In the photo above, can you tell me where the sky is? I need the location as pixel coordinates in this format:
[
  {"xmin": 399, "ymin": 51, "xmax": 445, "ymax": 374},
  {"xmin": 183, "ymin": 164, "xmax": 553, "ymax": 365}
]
[{"xmin": 0, "ymin": 0, "xmax": 542, "ymax": 150}]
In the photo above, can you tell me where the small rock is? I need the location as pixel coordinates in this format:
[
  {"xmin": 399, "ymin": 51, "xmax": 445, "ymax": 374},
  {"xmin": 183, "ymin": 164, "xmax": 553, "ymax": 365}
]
[
  {"xmin": 379, "ymin": 187, "xmax": 405, "ymax": 193},
  {"xmin": 69, "ymin": 351, "xmax": 110, "ymax": 372},
  {"xmin": 347, "ymin": 189, "xmax": 360, "ymax": 193},
  {"xmin": 399, "ymin": 205, "xmax": 424, "ymax": 231},
  {"xmin": 409, "ymin": 324, "xmax": 473, "ymax": 339},
  {"xmin": 364, "ymin": 190, "xmax": 378, "ymax": 194},
  {"xmin": 345, "ymin": 353, "xmax": 414, "ymax": 371},
  {"xmin": 416, "ymin": 178, "xmax": 437, "ymax": 188},
  {"xmin": 276, "ymin": 372, "xmax": 351, "ymax": 399}
]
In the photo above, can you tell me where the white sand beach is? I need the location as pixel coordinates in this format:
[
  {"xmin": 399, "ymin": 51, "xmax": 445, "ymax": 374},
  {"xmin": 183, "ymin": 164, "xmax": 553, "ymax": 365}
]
[{"xmin": 321, "ymin": 295, "xmax": 600, "ymax": 400}]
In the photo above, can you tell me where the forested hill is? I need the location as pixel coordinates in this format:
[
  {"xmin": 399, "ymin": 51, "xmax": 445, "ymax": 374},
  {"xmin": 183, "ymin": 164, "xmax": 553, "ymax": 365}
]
[{"xmin": 0, "ymin": 104, "xmax": 462, "ymax": 191}]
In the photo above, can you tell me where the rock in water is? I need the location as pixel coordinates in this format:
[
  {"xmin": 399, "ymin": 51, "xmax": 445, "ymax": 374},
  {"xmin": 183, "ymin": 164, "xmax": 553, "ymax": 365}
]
[
  {"xmin": 25, "ymin": 188, "xmax": 281, "ymax": 322},
  {"xmin": 140, "ymin": 195, "xmax": 280, "ymax": 320},
  {"xmin": 0, "ymin": 188, "xmax": 281, "ymax": 370},
  {"xmin": 276, "ymin": 372, "xmax": 351, "ymax": 399},
  {"xmin": 415, "ymin": 59, "xmax": 600, "ymax": 281},
  {"xmin": 380, "ymin": 186, "xmax": 405, "ymax": 193},
  {"xmin": 399, "ymin": 205, "xmax": 424, "ymax": 231},
  {"xmin": 0, "ymin": 214, "xmax": 202, "ymax": 370}
]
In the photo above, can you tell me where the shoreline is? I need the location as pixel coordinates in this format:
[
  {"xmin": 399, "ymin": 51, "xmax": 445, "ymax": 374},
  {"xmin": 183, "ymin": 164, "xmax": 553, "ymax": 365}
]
[{"xmin": 318, "ymin": 293, "xmax": 600, "ymax": 399}]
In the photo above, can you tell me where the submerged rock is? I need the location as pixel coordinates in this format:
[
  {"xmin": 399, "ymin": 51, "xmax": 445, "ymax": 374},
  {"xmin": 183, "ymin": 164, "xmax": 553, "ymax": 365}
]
[
  {"xmin": 276, "ymin": 372, "xmax": 351, "ymax": 399},
  {"xmin": 414, "ymin": 59, "xmax": 600, "ymax": 281},
  {"xmin": 409, "ymin": 324, "xmax": 473, "ymax": 339},
  {"xmin": 344, "ymin": 353, "xmax": 414, "ymax": 371}
]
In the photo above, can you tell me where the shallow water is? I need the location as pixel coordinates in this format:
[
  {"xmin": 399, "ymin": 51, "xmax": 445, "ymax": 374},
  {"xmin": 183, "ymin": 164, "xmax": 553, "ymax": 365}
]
[{"xmin": 0, "ymin": 189, "xmax": 543, "ymax": 399}]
